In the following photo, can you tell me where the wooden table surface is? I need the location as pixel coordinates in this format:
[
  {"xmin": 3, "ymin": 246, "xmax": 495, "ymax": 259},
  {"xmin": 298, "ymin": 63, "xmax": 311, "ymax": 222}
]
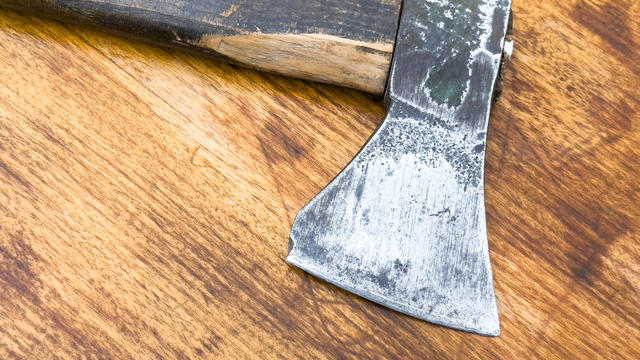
[{"xmin": 0, "ymin": 1, "xmax": 638, "ymax": 359}]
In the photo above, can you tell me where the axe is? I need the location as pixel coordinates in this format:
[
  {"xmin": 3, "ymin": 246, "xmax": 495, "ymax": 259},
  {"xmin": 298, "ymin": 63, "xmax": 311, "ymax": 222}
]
[{"xmin": 1, "ymin": 0, "xmax": 513, "ymax": 335}]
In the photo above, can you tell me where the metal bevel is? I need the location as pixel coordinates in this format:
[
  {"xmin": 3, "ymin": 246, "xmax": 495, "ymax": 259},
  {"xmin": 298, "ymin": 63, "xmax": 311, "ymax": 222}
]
[{"xmin": 288, "ymin": 0, "xmax": 512, "ymax": 336}]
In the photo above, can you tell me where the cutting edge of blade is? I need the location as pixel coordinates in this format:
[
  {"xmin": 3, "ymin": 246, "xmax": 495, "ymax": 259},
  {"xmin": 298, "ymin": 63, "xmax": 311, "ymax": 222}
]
[{"xmin": 286, "ymin": 250, "xmax": 500, "ymax": 337}]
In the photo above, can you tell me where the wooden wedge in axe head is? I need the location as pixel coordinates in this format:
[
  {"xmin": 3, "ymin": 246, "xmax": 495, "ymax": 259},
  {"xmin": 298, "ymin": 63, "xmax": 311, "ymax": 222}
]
[{"xmin": 0, "ymin": 0, "xmax": 513, "ymax": 335}]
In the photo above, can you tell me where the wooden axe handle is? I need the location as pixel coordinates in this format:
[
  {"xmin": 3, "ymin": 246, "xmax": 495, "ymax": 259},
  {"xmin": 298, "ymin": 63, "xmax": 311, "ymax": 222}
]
[{"xmin": 0, "ymin": 0, "xmax": 402, "ymax": 94}]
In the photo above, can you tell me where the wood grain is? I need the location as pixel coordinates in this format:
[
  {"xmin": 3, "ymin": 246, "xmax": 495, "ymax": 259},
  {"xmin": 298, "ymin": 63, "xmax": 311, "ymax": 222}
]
[
  {"xmin": 0, "ymin": 0, "xmax": 638, "ymax": 358},
  {"xmin": 0, "ymin": 0, "xmax": 402, "ymax": 93}
]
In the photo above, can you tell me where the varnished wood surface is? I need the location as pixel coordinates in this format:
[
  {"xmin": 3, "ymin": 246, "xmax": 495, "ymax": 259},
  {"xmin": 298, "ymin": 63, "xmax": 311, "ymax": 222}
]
[
  {"xmin": 0, "ymin": 1, "xmax": 638, "ymax": 358},
  {"xmin": 0, "ymin": 0, "xmax": 401, "ymax": 93}
]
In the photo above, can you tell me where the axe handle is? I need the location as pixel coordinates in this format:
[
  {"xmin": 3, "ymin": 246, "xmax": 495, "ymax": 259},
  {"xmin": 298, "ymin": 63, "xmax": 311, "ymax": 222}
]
[{"xmin": 0, "ymin": 0, "xmax": 402, "ymax": 94}]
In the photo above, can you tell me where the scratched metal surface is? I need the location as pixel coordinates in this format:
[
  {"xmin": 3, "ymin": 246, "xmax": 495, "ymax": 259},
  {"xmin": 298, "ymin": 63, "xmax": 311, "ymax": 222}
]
[{"xmin": 288, "ymin": 0, "xmax": 512, "ymax": 336}]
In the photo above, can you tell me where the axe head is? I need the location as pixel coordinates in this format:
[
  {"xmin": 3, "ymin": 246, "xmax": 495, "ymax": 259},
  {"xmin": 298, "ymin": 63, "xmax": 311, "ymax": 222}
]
[{"xmin": 288, "ymin": 0, "xmax": 512, "ymax": 336}]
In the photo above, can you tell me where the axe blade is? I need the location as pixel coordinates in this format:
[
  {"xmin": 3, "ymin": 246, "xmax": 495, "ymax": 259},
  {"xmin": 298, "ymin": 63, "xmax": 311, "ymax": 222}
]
[{"xmin": 288, "ymin": 0, "xmax": 512, "ymax": 336}]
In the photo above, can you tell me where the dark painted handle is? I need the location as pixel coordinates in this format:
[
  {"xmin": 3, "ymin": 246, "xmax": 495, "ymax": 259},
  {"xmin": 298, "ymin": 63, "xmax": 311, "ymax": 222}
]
[{"xmin": 0, "ymin": 0, "xmax": 402, "ymax": 93}]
